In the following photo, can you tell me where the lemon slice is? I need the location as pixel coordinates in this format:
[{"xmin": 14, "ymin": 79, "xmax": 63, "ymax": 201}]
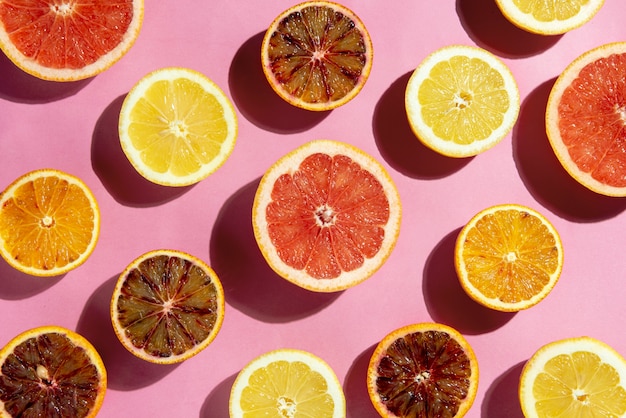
[
  {"xmin": 119, "ymin": 67, "xmax": 238, "ymax": 187},
  {"xmin": 405, "ymin": 45, "xmax": 520, "ymax": 158},
  {"xmin": 520, "ymin": 336, "xmax": 626, "ymax": 417},
  {"xmin": 495, "ymin": 0, "xmax": 605, "ymax": 35},
  {"xmin": 229, "ymin": 348, "xmax": 346, "ymax": 417}
]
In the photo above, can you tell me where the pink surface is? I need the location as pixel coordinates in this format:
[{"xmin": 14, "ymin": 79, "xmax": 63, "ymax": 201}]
[{"xmin": 1, "ymin": 1, "xmax": 626, "ymax": 417}]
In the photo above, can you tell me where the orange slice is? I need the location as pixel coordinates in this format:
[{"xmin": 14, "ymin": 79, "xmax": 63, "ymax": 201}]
[
  {"xmin": 0, "ymin": 325, "xmax": 106, "ymax": 417},
  {"xmin": 119, "ymin": 67, "xmax": 238, "ymax": 187},
  {"xmin": 0, "ymin": 169, "xmax": 100, "ymax": 277},
  {"xmin": 455, "ymin": 204, "xmax": 564, "ymax": 312},
  {"xmin": 0, "ymin": 0, "xmax": 144, "ymax": 81},
  {"xmin": 495, "ymin": 0, "xmax": 604, "ymax": 35},
  {"xmin": 546, "ymin": 42, "xmax": 626, "ymax": 197},
  {"xmin": 367, "ymin": 323, "xmax": 479, "ymax": 417},
  {"xmin": 519, "ymin": 336, "xmax": 626, "ymax": 417},
  {"xmin": 229, "ymin": 348, "xmax": 346, "ymax": 418},
  {"xmin": 110, "ymin": 249, "xmax": 225, "ymax": 364},
  {"xmin": 252, "ymin": 139, "xmax": 401, "ymax": 292},
  {"xmin": 405, "ymin": 45, "xmax": 520, "ymax": 158},
  {"xmin": 261, "ymin": 1, "xmax": 373, "ymax": 111}
]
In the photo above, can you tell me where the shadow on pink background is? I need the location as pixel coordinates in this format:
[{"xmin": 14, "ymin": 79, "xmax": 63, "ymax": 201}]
[{"xmin": 209, "ymin": 180, "xmax": 341, "ymax": 323}]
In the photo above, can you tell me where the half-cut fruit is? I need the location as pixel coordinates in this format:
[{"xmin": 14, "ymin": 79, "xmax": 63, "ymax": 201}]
[
  {"xmin": 119, "ymin": 67, "xmax": 238, "ymax": 187},
  {"xmin": 495, "ymin": 0, "xmax": 604, "ymax": 35},
  {"xmin": 261, "ymin": 1, "xmax": 373, "ymax": 111},
  {"xmin": 252, "ymin": 140, "xmax": 401, "ymax": 292},
  {"xmin": 0, "ymin": 0, "xmax": 144, "ymax": 81},
  {"xmin": 546, "ymin": 42, "xmax": 626, "ymax": 197},
  {"xmin": 0, "ymin": 325, "xmax": 106, "ymax": 418},
  {"xmin": 367, "ymin": 323, "xmax": 479, "ymax": 417},
  {"xmin": 110, "ymin": 249, "xmax": 225, "ymax": 364},
  {"xmin": 0, "ymin": 169, "xmax": 100, "ymax": 277},
  {"xmin": 229, "ymin": 348, "xmax": 346, "ymax": 418},
  {"xmin": 455, "ymin": 204, "xmax": 563, "ymax": 312},
  {"xmin": 519, "ymin": 336, "xmax": 626, "ymax": 417},
  {"xmin": 405, "ymin": 45, "xmax": 520, "ymax": 158}
]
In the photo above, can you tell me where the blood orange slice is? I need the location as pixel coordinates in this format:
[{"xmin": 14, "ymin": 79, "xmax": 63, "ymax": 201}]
[
  {"xmin": 0, "ymin": 325, "xmax": 106, "ymax": 418},
  {"xmin": 261, "ymin": 1, "xmax": 373, "ymax": 111},
  {"xmin": 0, "ymin": 0, "xmax": 144, "ymax": 81},
  {"xmin": 546, "ymin": 42, "xmax": 626, "ymax": 197},
  {"xmin": 367, "ymin": 323, "xmax": 479, "ymax": 417},
  {"xmin": 252, "ymin": 140, "xmax": 401, "ymax": 292},
  {"xmin": 110, "ymin": 249, "xmax": 225, "ymax": 364}
]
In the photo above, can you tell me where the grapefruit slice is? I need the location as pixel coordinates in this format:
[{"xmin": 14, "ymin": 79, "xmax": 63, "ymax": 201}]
[
  {"xmin": 110, "ymin": 249, "xmax": 225, "ymax": 364},
  {"xmin": 252, "ymin": 140, "xmax": 401, "ymax": 292},
  {"xmin": 0, "ymin": 0, "xmax": 144, "ymax": 81},
  {"xmin": 229, "ymin": 348, "xmax": 346, "ymax": 418},
  {"xmin": 455, "ymin": 204, "xmax": 564, "ymax": 312},
  {"xmin": 405, "ymin": 45, "xmax": 520, "ymax": 158},
  {"xmin": 495, "ymin": 0, "xmax": 605, "ymax": 35},
  {"xmin": 519, "ymin": 336, "xmax": 626, "ymax": 417},
  {"xmin": 261, "ymin": 1, "xmax": 373, "ymax": 111},
  {"xmin": 0, "ymin": 325, "xmax": 106, "ymax": 418},
  {"xmin": 546, "ymin": 42, "xmax": 626, "ymax": 197},
  {"xmin": 0, "ymin": 169, "xmax": 100, "ymax": 277},
  {"xmin": 367, "ymin": 323, "xmax": 479, "ymax": 417}
]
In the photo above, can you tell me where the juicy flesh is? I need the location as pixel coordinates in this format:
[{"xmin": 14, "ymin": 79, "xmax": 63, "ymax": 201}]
[
  {"xmin": 558, "ymin": 52, "xmax": 626, "ymax": 187},
  {"xmin": 461, "ymin": 209, "xmax": 560, "ymax": 304},
  {"xmin": 374, "ymin": 330, "xmax": 473, "ymax": 417},
  {"xmin": 266, "ymin": 152, "xmax": 390, "ymax": 280},
  {"xmin": 533, "ymin": 351, "xmax": 626, "ymax": 416},
  {"xmin": 0, "ymin": 176, "xmax": 96, "ymax": 272},
  {"xmin": 267, "ymin": 5, "xmax": 368, "ymax": 104},
  {"xmin": 128, "ymin": 77, "xmax": 229, "ymax": 177},
  {"xmin": 240, "ymin": 360, "xmax": 335, "ymax": 417},
  {"xmin": 0, "ymin": 0, "xmax": 134, "ymax": 69},
  {"xmin": 514, "ymin": 0, "xmax": 589, "ymax": 22},
  {"xmin": 115, "ymin": 255, "xmax": 220, "ymax": 359},
  {"xmin": 418, "ymin": 55, "xmax": 510, "ymax": 145},
  {"xmin": 0, "ymin": 332, "xmax": 102, "ymax": 417}
]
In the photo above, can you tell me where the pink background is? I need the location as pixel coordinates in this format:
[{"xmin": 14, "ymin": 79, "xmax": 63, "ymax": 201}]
[{"xmin": 2, "ymin": 1, "xmax": 626, "ymax": 417}]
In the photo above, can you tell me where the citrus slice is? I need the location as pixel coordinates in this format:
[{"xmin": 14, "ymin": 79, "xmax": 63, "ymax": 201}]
[
  {"xmin": 119, "ymin": 67, "xmax": 238, "ymax": 187},
  {"xmin": 229, "ymin": 348, "xmax": 346, "ymax": 418},
  {"xmin": 110, "ymin": 249, "xmax": 225, "ymax": 364},
  {"xmin": 405, "ymin": 45, "xmax": 520, "ymax": 158},
  {"xmin": 0, "ymin": 169, "xmax": 100, "ymax": 277},
  {"xmin": 0, "ymin": 325, "xmax": 106, "ymax": 417},
  {"xmin": 495, "ymin": 0, "xmax": 604, "ymax": 35},
  {"xmin": 0, "ymin": 0, "xmax": 143, "ymax": 81},
  {"xmin": 455, "ymin": 204, "xmax": 564, "ymax": 312},
  {"xmin": 519, "ymin": 336, "xmax": 626, "ymax": 417},
  {"xmin": 546, "ymin": 42, "xmax": 626, "ymax": 197},
  {"xmin": 367, "ymin": 323, "xmax": 479, "ymax": 417},
  {"xmin": 261, "ymin": 1, "xmax": 373, "ymax": 111},
  {"xmin": 252, "ymin": 139, "xmax": 401, "ymax": 292}
]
